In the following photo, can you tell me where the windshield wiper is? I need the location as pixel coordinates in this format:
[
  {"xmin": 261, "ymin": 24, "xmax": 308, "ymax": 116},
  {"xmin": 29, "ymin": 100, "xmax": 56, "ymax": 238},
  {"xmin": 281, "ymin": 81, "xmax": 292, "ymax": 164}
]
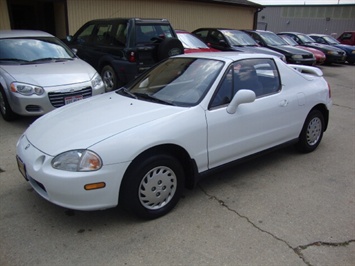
[
  {"xmin": 117, "ymin": 87, "xmax": 137, "ymax": 99},
  {"xmin": 133, "ymin": 92, "xmax": 174, "ymax": 105},
  {"xmin": 23, "ymin": 57, "xmax": 73, "ymax": 64}
]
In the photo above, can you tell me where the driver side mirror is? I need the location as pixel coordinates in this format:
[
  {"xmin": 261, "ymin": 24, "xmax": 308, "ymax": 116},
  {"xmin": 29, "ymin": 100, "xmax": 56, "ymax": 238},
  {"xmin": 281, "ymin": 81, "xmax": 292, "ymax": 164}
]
[
  {"xmin": 66, "ymin": 35, "xmax": 73, "ymax": 43},
  {"xmin": 227, "ymin": 89, "xmax": 256, "ymax": 114}
]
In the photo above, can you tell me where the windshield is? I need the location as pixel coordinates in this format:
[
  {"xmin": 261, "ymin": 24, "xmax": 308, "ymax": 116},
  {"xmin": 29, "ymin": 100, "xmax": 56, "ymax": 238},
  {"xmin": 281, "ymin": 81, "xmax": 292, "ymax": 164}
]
[
  {"xmin": 297, "ymin": 34, "xmax": 316, "ymax": 44},
  {"xmin": 322, "ymin": 35, "xmax": 339, "ymax": 44},
  {"xmin": 177, "ymin": 33, "xmax": 209, "ymax": 49},
  {"xmin": 121, "ymin": 58, "xmax": 224, "ymax": 107},
  {"xmin": 261, "ymin": 32, "xmax": 287, "ymax": 46},
  {"xmin": 279, "ymin": 35, "xmax": 298, "ymax": 46},
  {"xmin": 0, "ymin": 37, "xmax": 75, "ymax": 64},
  {"xmin": 221, "ymin": 30, "xmax": 257, "ymax": 46}
]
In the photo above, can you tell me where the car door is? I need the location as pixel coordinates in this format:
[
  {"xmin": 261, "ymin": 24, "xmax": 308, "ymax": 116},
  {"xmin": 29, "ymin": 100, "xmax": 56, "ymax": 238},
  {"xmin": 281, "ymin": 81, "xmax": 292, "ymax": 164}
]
[{"xmin": 206, "ymin": 58, "xmax": 296, "ymax": 169}]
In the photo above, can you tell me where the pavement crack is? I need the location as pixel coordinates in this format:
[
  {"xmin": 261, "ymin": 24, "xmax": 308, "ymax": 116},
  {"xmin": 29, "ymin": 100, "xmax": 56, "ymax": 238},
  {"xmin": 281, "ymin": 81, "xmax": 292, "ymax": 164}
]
[
  {"xmin": 199, "ymin": 185, "xmax": 312, "ymax": 265},
  {"xmin": 295, "ymin": 239, "xmax": 355, "ymax": 251},
  {"xmin": 332, "ymin": 103, "xmax": 354, "ymax": 110}
]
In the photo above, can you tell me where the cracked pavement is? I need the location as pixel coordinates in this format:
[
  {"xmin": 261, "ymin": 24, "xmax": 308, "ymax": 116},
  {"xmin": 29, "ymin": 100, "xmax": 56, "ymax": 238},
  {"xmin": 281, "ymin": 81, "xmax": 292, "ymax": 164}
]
[{"xmin": 1, "ymin": 64, "xmax": 354, "ymax": 265}]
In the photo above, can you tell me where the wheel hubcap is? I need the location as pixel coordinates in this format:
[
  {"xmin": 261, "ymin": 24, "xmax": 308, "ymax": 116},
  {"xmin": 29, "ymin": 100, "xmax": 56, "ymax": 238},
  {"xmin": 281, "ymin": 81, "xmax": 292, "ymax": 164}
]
[
  {"xmin": 306, "ymin": 117, "xmax": 322, "ymax": 146},
  {"xmin": 102, "ymin": 70, "xmax": 114, "ymax": 91},
  {"xmin": 139, "ymin": 166, "xmax": 177, "ymax": 210}
]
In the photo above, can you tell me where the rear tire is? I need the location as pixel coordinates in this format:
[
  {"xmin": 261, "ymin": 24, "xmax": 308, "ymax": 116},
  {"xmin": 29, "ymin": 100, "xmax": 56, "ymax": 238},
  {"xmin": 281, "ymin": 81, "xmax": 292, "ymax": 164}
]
[
  {"xmin": 101, "ymin": 65, "xmax": 121, "ymax": 92},
  {"xmin": 0, "ymin": 87, "xmax": 17, "ymax": 121},
  {"xmin": 296, "ymin": 110, "xmax": 324, "ymax": 153},
  {"xmin": 120, "ymin": 154, "xmax": 184, "ymax": 219}
]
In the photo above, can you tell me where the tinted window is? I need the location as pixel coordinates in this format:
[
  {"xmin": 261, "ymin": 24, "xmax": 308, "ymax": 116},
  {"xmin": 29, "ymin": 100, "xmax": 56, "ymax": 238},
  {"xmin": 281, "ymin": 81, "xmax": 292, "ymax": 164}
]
[
  {"xmin": 211, "ymin": 58, "xmax": 280, "ymax": 108},
  {"xmin": 75, "ymin": 24, "xmax": 95, "ymax": 44}
]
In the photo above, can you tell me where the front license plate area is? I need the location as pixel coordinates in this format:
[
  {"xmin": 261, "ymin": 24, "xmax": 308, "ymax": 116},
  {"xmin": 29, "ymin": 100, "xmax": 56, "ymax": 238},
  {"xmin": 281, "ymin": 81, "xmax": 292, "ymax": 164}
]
[
  {"xmin": 65, "ymin": 95, "xmax": 83, "ymax": 105},
  {"xmin": 16, "ymin": 156, "xmax": 28, "ymax": 181}
]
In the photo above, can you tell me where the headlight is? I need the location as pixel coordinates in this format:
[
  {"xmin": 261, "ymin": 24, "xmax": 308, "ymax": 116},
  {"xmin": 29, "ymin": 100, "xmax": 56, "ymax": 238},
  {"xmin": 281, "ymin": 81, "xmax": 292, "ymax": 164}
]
[
  {"xmin": 292, "ymin": 54, "xmax": 303, "ymax": 59},
  {"xmin": 52, "ymin": 149, "xmax": 102, "ymax": 172},
  {"xmin": 10, "ymin": 82, "xmax": 44, "ymax": 96},
  {"xmin": 351, "ymin": 50, "xmax": 355, "ymax": 54},
  {"xmin": 91, "ymin": 72, "xmax": 104, "ymax": 90},
  {"xmin": 326, "ymin": 50, "xmax": 338, "ymax": 55}
]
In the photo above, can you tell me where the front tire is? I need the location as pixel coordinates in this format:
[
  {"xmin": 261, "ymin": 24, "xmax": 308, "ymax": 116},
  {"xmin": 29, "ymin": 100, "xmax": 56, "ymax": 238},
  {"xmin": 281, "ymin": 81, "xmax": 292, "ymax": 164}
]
[
  {"xmin": 0, "ymin": 87, "xmax": 17, "ymax": 121},
  {"xmin": 120, "ymin": 154, "xmax": 184, "ymax": 219},
  {"xmin": 296, "ymin": 110, "xmax": 324, "ymax": 153}
]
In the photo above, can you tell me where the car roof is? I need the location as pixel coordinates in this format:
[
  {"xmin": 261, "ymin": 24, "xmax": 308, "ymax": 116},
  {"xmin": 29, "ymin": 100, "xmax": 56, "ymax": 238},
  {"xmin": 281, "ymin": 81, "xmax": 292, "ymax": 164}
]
[
  {"xmin": 85, "ymin": 18, "xmax": 170, "ymax": 24},
  {"xmin": 174, "ymin": 51, "xmax": 278, "ymax": 61},
  {"xmin": 175, "ymin": 30, "xmax": 190, "ymax": 34},
  {"xmin": 0, "ymin": 30, "xmax": 54, "ymax": 39},
  {"xmin": 308, "ymin": 34, "xmax": 327, "ymax": 37},
  {"xmin": 194, "ymin": 28, "xmax": 243, "ymax": 32}
]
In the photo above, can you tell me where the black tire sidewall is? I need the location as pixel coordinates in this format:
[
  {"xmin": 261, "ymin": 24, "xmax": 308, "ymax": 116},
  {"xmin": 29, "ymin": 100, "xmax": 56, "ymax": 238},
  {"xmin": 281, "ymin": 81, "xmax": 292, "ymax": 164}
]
[
  {"xmin": 0, "ymin": 87, "xmax": 16, "ymax": 121},
  {"xmin": 120, "ymin": 154, "xmax": 184, "ymax": 219},
  {"xmin": 297, "ymin": 110, "xmax": 324, "ymax": 153}
]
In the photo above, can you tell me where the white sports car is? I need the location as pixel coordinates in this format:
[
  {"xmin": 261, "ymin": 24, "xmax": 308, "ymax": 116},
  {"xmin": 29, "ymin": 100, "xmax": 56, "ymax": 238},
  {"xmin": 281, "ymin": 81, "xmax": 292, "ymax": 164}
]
[{"xmin": 16, "ymin": 52, "xmax": 332, "ymax": 219}]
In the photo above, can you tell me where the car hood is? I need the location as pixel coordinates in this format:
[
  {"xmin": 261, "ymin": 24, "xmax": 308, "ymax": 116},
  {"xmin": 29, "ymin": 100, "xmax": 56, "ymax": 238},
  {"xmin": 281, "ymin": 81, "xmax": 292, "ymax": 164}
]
[
  {"xmin": 231, "ymin": 46, "xmax": 282, "ymax": 57},
  {"xmin": 25, "ymin": 92, "xmax": 184, "ymax": 156},
  {"xmin": 297, "ymin": 45, "xmax": 325, "ymax": 56},
  {"xmin": 334, "ymin": 44, "xmax": 355, "ymax": 52},
  {"xmin": 268, "ymin": 45, "xmax": 310, "ymax": 55},
  {"xmin": 303, "ymin": 42, "xmax": 343, "ymax": 52},
  {"xmin": 0, "ymin": 59, "xmax": 96, "ymax": 86}
]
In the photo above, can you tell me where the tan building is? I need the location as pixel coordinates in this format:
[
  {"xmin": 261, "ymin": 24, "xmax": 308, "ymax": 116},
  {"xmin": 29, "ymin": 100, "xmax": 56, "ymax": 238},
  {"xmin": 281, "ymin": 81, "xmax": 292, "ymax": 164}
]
[{"xmin": 0, "ymin": 0, "xmax": 262, "ymax": 38}]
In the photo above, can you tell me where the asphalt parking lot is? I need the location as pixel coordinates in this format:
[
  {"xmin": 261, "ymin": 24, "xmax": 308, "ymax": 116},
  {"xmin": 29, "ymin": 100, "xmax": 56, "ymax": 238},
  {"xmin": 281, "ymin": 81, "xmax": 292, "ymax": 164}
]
[{"xmin": 0, "ymin": 63, "xmax": 354, "ymax": 266}]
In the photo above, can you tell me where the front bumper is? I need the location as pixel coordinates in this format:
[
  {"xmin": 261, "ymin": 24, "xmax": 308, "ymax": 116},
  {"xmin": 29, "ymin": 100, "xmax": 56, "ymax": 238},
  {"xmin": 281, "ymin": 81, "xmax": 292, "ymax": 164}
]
[
  {"xmin": 324, "ymin": 53, "xmax": 346, "ymax": 63},
  {"xmin": 9, "ymin": 81, "xmax": 104, "ymax": 116},
  {"xmin": 16, "ymin": 134, "xmax": 129, "ymax": 211}
]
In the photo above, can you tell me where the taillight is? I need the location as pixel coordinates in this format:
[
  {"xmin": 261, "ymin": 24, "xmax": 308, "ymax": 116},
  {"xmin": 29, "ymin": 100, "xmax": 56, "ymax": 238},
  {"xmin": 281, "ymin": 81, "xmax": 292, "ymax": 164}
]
[{"xmin": 128, "ymin": 52, "xmax": 135, "ymax": 62}]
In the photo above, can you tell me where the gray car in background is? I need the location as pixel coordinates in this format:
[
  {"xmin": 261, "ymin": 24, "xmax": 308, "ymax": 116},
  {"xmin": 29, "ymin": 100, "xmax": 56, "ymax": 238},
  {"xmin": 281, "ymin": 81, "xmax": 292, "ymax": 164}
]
[{"xmin": 0, "ymin": 30, "xmax": 105, "ymax": 121}]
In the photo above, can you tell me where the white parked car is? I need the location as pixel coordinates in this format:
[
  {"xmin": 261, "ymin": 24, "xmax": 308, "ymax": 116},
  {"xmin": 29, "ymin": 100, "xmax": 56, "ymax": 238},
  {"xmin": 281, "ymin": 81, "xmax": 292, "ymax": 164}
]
[
  {"xmin": 16, "ymin": 52, "xmax": 332, "ymax": 219},
  {"xmin": 0, "ymin": 30, "xmax": 105, "ymax": 121}
]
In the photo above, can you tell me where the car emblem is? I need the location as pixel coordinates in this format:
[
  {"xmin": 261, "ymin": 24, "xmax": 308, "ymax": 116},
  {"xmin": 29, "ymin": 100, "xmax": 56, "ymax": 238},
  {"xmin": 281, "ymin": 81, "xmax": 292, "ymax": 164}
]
[{"xmin": 25, "ymin": 144, "xmax": 30, "ymax": 150}]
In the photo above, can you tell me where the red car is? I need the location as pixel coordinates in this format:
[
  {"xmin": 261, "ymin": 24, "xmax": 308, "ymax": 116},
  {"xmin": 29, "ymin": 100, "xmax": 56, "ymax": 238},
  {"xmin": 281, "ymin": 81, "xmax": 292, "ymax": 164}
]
[
  {"xmin": 278, "ymin": 34, "xmax": 326, "ymax": 65},
  {"xmin": 337, "ymin": 31, "xmax": 355, "ymax": 46},
  {"xmin": 176, "ymin": 30, "xmax": 219, "ymax": 53}
]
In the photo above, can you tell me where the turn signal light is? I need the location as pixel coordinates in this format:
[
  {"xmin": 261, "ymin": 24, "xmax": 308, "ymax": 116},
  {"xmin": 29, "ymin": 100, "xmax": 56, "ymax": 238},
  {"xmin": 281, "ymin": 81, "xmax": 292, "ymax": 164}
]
[{"xmin": 84, "ymin": 182, "xmax": 106, "ymax": 190}]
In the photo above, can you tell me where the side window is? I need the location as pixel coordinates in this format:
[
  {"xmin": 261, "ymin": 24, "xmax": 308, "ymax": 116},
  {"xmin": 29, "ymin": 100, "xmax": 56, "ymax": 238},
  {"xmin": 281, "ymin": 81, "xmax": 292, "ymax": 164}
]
[
  {"xmin": 94, "ymin": 24, "xmax": 113, "ymax": 45},
  {"xmin": 194, "ymin": 30, "xmax": 208, "ymax": 42},
  {"xmin": 75, "ymin": 24, "xmax": 95, "ymax": 44},
  {"xmin": 252, "ymin": 33, "xmax": 263, "ymax": 45},
  {"xmin": 211, "ymin": 58, "xmax": 281, "ymax": 108},
  {"xmin": 341, "ymin": 33, "xmax": 351, "ymax": 40},
  {"xmin": 210, "ymin": 30, "xmax": 224, "ymax": 45},
  {"xmin": 210, "ymin": 68, "xmax": 234, "ymax": 108},
  {"xmin": 114, "ymin": 23, "xmax": 128, "ymax": 46}
]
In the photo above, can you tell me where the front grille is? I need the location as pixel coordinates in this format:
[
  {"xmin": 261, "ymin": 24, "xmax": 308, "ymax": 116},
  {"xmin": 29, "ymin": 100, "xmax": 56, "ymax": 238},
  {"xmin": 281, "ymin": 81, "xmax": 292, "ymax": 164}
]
[
  {"xmin": 48, "ymin": 87, "xmax": 92, "ymax": 108},
  {"xmin": 302, "ymin": 54, "xmax": 314, "ymax": 59}
]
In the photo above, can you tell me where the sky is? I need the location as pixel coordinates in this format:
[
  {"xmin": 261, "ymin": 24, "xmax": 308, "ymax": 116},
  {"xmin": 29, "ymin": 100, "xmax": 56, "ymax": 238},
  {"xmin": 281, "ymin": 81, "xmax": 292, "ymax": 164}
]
[{"xmin": 249, "ymin": 0, "xmax": 355, "ymax": 5}]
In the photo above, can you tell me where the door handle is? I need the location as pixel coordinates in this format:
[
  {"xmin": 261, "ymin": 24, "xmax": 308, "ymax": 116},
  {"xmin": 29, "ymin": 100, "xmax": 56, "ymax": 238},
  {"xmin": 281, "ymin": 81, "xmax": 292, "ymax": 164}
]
[{"xmin": 279, "ymin": 99, "xmax": 288, "ymax": 107}]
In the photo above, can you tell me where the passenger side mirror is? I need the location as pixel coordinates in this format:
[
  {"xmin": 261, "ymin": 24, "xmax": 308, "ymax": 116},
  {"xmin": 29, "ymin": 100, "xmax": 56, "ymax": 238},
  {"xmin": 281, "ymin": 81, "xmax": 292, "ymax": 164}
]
[
  {"xmin": 66, "ymin": 35, "xmax": 73, "ymax": 43},
  {"xmin": 227, "ymin": 89, "xmax": 256, "ymax": 114}
]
